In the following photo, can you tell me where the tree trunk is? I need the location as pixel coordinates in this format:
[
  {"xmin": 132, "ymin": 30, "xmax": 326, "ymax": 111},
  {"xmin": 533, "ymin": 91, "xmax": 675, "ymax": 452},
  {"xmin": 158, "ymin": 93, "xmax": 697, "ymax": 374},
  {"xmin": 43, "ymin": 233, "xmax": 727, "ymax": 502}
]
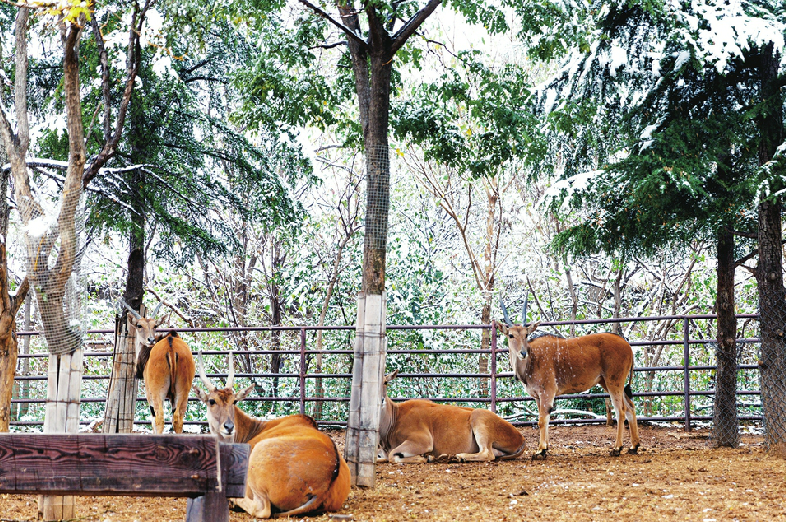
[
  {"xmin": 270, "ymin": 239, "xmax": 283, "ymax": 404},
  {"xmin": 37, "ymin": 18, "xmax": 87, "ymax": 520},
  {"xmin": 0, "ymin": 326, "xmax": 19, "ymax": 432},
  {"xmin": 712, "ymin": 227, "xmax": 738, "ymax": 447},
  {"xmin": 756, "ymin": 41, "xmax": 786, "ymax": 455},
  {"xmin": 345, "ymin": 37, "xmax": 394, "ymax": 488},
  {"xmin": 103, "ymin": 314, "xmax": 139, "ymax": 433},
  {"xmin": 332, "ymin": 0, "xmax": 441, "ymax": 488},
  {"xmin": 11, "ymin": 293, "xmax": 32, "ymax": 421},
  {"xmin": 479, "ymin": 300, "xmax": 491, "ymax": 395},
  {"xmin": 102, "ymin": 136, "xmax": 146, "ymax": 433},
  {"xmin": 0, "ymin": 245, "xmax": 28, "ymax": 432}
]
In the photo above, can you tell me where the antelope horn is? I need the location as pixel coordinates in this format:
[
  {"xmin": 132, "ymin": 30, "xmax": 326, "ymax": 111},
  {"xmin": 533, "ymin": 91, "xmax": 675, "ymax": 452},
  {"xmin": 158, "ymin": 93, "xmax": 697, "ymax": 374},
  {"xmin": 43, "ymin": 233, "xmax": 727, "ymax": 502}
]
[
  {"xmin": 151, "ymin": 301, "xmax": 163, "ymax": 318},
  {"xmin": 118, "ymin": 298, "xmax": 142, "ymax": 321},
  {"xmin": 500, "ymin": 298, "xmax": 512, "ymax": 327},
  {"xmin": 522, "ymin": 294, "xmax": 528, "ymax": 326},
  {"xmin": 197, "ymin": 350, "xmax": 216, "ymax": 392},
  {"xmin": 226, "ymin": 351, "xmax": 235, "ymax": 390}
]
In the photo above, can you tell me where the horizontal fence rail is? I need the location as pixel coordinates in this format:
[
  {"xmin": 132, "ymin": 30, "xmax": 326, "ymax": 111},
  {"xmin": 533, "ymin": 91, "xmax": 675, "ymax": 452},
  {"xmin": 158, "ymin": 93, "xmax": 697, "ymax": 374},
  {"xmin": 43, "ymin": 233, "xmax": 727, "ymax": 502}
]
[{"xmin": 10, "ymin": 314, "xmax": 762, "ymax": 433}]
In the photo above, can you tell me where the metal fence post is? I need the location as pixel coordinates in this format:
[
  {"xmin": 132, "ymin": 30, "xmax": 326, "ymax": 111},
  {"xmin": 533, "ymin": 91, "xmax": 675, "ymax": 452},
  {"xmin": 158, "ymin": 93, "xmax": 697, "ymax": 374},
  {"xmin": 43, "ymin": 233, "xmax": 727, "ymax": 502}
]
[
  {"xmin": 683, "ymin": 317, "xmax": 691, "ymax": 432},
  {"xmin": 490, "ymin": 323, "xmax": 497, "ymax": 414},
  {"xmin": 299, "ymin": 327, "xmax": 307, "ymax": 416}
]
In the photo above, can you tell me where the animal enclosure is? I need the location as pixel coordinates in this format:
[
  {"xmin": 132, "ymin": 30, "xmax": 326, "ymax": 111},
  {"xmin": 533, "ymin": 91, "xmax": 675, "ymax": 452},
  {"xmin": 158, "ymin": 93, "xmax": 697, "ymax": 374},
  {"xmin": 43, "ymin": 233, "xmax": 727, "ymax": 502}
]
[
  {"xmin": 2, "ymin": 425, "xmax": 784, "ymax": 522},
  {"xmin": 10, "ymin": 314, "xmax": 764, "ymax": 440}
]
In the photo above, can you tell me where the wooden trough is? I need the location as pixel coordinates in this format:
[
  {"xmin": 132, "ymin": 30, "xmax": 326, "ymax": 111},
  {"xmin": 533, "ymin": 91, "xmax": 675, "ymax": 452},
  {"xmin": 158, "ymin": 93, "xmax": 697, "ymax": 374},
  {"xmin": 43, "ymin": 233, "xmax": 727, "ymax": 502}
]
[{"xmin": 0, "ymin": 433, "xmax": 249, "ymax": 522}]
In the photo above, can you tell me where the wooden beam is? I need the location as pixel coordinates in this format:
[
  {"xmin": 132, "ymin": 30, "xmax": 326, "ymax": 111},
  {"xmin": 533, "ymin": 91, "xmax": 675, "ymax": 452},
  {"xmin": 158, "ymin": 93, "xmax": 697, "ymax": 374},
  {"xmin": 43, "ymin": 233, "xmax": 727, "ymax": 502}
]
[{"xmin": 0, "ymin": 434, "xmax": 248, "ymax": 498}]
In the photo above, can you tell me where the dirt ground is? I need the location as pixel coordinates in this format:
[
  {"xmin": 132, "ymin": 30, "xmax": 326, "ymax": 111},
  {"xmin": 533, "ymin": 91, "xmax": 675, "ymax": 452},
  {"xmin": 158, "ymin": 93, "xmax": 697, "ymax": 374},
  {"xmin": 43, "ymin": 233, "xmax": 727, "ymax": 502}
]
[{"xmin": 2, "ymin": 424, "xmax": 784, "ymax": 522}]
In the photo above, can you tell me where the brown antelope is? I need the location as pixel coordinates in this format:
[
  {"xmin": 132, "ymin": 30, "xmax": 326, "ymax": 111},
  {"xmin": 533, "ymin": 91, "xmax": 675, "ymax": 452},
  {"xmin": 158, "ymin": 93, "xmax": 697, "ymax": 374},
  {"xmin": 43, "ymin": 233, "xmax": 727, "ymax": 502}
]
[
  {"xmin": 498, "ymin": 298, "xmax": 640, "ymax": 458},
  {"xmin": 378, "ymin": 370, "xmax": 526, "ymax": 463},
  {"xmin": 192, "ymin": 351, "xmax": 350, "ymax": 519},
  {"xmin": 121, "ymin": 300, "xmax": 195, "ymax": 434}
]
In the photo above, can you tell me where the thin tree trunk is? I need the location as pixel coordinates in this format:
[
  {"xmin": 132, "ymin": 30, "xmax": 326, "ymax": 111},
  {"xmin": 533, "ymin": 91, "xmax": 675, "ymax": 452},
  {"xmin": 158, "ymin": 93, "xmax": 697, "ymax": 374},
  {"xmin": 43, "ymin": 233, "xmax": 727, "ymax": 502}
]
[
  {"xmin": 0, "ymin": 244, "xmax": 29, "ymax": 431},
  {"xmin": 565, "ymin": 266, "xmax": 578, "ymax": 337},
  {"xmin": 713, "ymin": 227, "xmax": 738, "ymax": 447},
  {"xmin": 13, "ymin": 293, "xmax": 32, "ymax": 420},
  {"xmin": 270, "ymin": 240, "xmax": 283, "ymax": 404}
]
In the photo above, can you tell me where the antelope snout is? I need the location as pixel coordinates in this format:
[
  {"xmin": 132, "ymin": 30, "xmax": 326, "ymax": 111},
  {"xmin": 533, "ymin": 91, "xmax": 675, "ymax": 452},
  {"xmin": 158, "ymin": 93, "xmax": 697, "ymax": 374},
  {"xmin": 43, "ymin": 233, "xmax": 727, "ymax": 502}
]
[
  {"xmin": 147, "ymin": 337, "xmax": 156, "ymax": 346},
  {"xmin": 222, "ymin": 420, "xmax": 235, "ymax": 436}
]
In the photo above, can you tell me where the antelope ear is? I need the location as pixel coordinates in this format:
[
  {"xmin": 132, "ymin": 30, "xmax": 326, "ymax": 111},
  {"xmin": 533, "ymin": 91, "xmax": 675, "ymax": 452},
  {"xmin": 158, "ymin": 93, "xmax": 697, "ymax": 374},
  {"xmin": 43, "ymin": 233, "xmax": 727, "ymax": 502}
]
[
  {"xmin": 383, "ymin": 370, "xmax": 399, "ymax": 384},
  {"xmin": 156, "ymin": 314, "xmax": 170, "ymax": 327},
  {"xmin": 235, "ymin": 384, "xmax": 255, "ymax": 403},
  {"xmin": 527, "ymin": 322, "xmax": 541, "ymax": 336},
  {"xmin": 192, "ymin": 385, "xmax": 208, "ymax": 402},
  {"xmin": 495, "ymin": 321, "xmax": 508, "ymax": 334}
]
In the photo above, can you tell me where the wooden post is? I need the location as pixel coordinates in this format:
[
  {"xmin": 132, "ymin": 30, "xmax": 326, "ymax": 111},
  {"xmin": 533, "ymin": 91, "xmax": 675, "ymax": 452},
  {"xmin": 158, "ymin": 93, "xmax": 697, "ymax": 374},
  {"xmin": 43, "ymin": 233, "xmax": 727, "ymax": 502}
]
[
  {"xmin": 345, "ymin": 291, "xmax": 386, "ymax": 487},
  {"xmin": 39, "ymin": 347, "xmax": 83, "ymax": 520},
  {"xmin": 103, "ymin": 309, "xmax": 140, "ymax": 434}
]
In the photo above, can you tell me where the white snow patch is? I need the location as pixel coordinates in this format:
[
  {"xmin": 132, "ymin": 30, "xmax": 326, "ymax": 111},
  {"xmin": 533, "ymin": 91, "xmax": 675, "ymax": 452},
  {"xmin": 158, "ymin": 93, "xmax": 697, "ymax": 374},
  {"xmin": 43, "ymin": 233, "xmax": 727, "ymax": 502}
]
[
  {"xmin": 674, "ymin": 50, "xmax": 691, "ymax": 70},
  {"xmin": 608, "ymin": 45, "xmax": 627, "ymax": 77}
]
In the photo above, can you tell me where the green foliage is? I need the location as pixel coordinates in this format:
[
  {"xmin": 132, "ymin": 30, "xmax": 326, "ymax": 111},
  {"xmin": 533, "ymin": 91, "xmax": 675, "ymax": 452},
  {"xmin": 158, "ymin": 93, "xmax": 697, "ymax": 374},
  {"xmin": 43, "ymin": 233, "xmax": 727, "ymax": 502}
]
[
  {"xmin": 392, "ymin": 50, "xmax": 539, "ymax": 178},
  {"xmin": 540, "ymin": 1, "xmax": 773, "ymax": 262}
]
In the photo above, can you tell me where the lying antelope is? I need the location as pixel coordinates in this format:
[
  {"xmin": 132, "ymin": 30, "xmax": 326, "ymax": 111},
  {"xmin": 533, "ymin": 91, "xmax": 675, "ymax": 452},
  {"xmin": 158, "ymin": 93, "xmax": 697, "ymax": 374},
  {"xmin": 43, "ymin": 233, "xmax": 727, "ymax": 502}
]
[
  {"xmin": 193, "ymin": 351, "xmax": 350, "ymax": 519},
  {"xmin": 378, "ymin": 370, "xmax": 526, "ymax": 463},
  {"xmin": 498, "ymin": 298, "xmax": 640, "ymax": 458},
  {"xmin": 122, "ymin": 301, "xmax": 195, "ymax": 434}
]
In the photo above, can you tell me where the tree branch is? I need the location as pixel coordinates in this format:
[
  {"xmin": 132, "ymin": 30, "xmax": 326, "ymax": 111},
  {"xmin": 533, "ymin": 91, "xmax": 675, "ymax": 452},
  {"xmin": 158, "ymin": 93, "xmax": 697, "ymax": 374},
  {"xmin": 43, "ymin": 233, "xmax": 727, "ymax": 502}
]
[
  {"xmin": 182, "ymin": 75, "xmax": 226, "ymax": 84},
  {"xmin": 82, "ymin": 1, "xmax": 153, "ymax": 187},
  {"xmin": 310, "ymin": 41, "xmax": 348, "ymax": 50},
  {"xmin": 296, "ymin": 0, "xmax": 368, "ymax": 49},
  {"xmin": 11, "ymin": 276, "xmax": 29, "ymax": 316},
  {"xmin": 391, "ymin": 0, "xmax": 442, "ymax": 54}
]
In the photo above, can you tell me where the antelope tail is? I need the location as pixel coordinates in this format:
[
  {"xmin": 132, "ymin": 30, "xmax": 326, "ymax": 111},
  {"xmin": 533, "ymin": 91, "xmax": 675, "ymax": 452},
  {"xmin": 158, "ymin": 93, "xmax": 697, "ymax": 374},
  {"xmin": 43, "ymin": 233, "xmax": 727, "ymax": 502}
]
[
  {"xmin": 167, "ymin": 335, "xmax": 178, "ymax": 396},
  {"xmin": 498, "ymin": 439, "xmax": 528, "ymax": 461},
  {"xmin": 276, "ymin": 435, "xmax": 343, "ymax": 517},
  {"xmin": 624, "ymin": 363, "xmax": 634, "ymax": 399},
  {"xmin": 274, "ymin": 495, "xmax": 320, "ymax": 518}
]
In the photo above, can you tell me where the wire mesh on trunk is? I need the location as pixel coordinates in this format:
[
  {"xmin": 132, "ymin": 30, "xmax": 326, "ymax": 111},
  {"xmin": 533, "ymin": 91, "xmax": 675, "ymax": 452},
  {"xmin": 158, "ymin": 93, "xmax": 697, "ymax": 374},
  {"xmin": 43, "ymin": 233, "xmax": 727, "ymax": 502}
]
[
  {"xmin": 24, "ymin": 200, "xmax": 86, "ymax": 355},
  {"xmin": 758, "ymin": 300, "xmax": 786, "ymax": 452},
  {"xmin": 710, "ymin": 341, "xmax": 740, "ymax": 447},
  {"xmin": 363, "ymin": 145, "xmax": 390, "ymax": 252}
]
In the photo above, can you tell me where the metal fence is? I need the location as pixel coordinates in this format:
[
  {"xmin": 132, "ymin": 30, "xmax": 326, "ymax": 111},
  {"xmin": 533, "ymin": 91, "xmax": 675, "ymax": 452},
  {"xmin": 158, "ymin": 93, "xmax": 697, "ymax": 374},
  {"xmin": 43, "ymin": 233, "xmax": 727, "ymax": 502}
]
[{"xmin": 10, "ymin": 314, "xmax": 762, "ymax": 433}]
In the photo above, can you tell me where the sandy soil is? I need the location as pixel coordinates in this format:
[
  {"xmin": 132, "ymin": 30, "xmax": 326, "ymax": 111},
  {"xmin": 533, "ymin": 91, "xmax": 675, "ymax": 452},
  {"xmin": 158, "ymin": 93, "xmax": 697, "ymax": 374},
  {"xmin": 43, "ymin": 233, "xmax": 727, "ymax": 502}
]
[{"xmin": 2, "ymin": 424, "xmax": 784, "ymax": 522}]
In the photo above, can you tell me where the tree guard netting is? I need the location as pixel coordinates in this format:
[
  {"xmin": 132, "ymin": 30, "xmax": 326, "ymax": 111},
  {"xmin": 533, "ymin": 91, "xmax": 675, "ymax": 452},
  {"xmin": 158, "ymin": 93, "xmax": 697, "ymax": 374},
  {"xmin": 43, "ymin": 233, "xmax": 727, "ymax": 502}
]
[
  {"xmin": 758, "ymin": 300, "xmax": 786, "ymax": 453},
  {"xmin": 22, "ymin": 196, "xmax": 86, "ymax": 357},
  {"xmin": 363, "ymin": 145, "xmax": 390, "ymax": 252},
  {"xmin": 20, "ymin": 188, "xmax": 86, "ymax": 519}
]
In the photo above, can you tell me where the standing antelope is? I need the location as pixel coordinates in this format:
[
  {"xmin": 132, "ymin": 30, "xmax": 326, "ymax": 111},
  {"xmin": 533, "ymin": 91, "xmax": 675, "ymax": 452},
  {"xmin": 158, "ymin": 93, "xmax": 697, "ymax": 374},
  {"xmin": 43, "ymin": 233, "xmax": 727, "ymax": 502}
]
[
  {"xmin": 122, "ymin": 301, "xmax": 195, "ymax": 434},
  {"xmin": 192, "ymin": 352, "xmax": 350, "ymax": 519},
  {"xmin": 498, "ymin": 298, "xmax": 640, "ymax": 458}
]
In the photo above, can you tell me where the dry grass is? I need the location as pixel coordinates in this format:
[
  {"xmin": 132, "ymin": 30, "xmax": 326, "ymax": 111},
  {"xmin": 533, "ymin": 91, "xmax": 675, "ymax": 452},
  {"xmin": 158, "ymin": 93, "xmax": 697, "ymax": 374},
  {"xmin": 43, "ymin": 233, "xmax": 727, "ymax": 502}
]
[{"xmin": 2, "ymin": 425, "xmax": 784, "ymax": 521}]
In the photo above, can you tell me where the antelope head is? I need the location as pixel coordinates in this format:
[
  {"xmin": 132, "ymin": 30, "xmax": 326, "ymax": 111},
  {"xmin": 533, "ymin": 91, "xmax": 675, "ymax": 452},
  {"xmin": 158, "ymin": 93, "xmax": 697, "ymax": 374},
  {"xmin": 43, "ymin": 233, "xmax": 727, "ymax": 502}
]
[
  {"xmin": 119, "ymin": 299, "xmax": 168, "ymax": 358},
  {"xmin": 193, "ymin": 350, "xmax": 254, "ymax": 442},
  {"xmin": 496, "ymin": 296, "xmax": 539, "ymax": 366},
  {"xmin": 378, "ymin": 370, "xmax": 399, "ymax": 457}
]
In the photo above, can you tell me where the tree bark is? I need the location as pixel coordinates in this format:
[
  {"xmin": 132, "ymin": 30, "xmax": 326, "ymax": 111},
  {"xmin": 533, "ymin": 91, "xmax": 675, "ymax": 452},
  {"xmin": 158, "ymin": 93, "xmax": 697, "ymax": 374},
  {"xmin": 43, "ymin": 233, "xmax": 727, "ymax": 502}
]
[
  {"xmin": 713, "ymin": 227, "xmax": 738, "ymax": 447},
  {"xmin": 322, "ymin": 0, "xmax": 441, "ymax": 487},
  {"xmin": 341, "ymin": 4, "xmax": 394, "ymax": 488},
  {"xmin": 0, "ymin": 7, "xmax": 31, "ymax": 434},
  {"xmin": 269, "ymin": 239, "xmax": 284, "ymax": 401},
  {"xmin": 755, "ymin": 41, "xmax": 786, "ymax": 455},
  {"xmin": 0, "ymin": 245, "xmax": 29, "ymax": 432}
]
